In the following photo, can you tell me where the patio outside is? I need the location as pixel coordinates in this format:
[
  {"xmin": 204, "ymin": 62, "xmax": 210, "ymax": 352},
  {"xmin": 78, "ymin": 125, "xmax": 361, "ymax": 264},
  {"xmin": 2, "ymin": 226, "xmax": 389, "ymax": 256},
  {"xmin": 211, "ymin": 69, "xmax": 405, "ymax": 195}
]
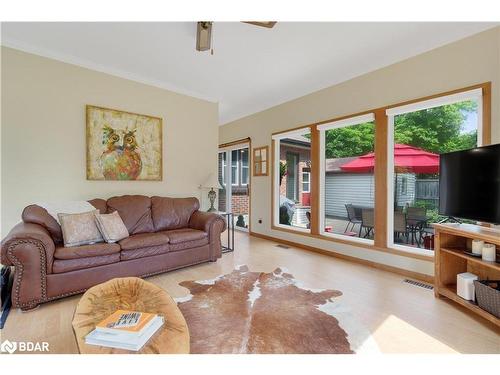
[{"xmin": 279, "ymin": 99, "xmax": 479, "ymax": 250}]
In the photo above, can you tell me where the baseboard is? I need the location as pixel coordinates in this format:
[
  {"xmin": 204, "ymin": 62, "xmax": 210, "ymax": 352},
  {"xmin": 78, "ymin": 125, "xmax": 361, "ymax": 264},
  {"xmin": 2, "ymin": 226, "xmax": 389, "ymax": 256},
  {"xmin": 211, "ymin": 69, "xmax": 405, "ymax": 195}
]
[{"xmin": 249, "ymin": 231, "xmax": 434, "ymax": 284}]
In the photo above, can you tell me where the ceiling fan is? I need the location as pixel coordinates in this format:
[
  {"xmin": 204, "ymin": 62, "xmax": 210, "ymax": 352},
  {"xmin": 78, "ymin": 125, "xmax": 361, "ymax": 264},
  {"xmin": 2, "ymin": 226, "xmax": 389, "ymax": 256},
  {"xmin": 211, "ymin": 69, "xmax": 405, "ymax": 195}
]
[{"xmin": 196, "ymin": 21, "xmax": 277, "ymax": 53}]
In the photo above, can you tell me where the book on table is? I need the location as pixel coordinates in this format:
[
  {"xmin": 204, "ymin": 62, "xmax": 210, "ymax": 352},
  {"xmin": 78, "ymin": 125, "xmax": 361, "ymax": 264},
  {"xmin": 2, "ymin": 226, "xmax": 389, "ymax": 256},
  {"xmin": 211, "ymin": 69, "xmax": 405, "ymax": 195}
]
[{"xmin": 85, "ymin": 310, "xmax": 164, "ymax": 351}]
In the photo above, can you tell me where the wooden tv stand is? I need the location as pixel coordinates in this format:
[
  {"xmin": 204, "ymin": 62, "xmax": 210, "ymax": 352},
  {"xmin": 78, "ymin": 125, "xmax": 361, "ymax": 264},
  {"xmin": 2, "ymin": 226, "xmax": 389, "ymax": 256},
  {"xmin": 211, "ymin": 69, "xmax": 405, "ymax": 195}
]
[
  {"xmin": 434, "ymin": 224, "xmax": 500, "ymax": 328},
  {"xmin": 433, "ymin": 223, "xmax": 500, "ymax": 328}
]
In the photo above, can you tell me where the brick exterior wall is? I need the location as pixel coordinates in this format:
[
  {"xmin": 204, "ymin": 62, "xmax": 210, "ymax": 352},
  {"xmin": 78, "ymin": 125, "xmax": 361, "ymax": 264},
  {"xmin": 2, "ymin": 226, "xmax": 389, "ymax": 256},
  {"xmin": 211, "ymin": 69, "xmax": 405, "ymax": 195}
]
[{"xmin": 231, "ymin": 193, "xmax": 249, "ymax": 215}]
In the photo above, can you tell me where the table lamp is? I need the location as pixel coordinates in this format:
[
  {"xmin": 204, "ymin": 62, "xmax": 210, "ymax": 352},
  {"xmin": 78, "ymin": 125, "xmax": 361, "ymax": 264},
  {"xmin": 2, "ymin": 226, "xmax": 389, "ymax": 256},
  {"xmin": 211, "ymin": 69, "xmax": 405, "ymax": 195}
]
[{"xmin": 201, "ymin": 173, "xmax": 221, "ymax": 212}]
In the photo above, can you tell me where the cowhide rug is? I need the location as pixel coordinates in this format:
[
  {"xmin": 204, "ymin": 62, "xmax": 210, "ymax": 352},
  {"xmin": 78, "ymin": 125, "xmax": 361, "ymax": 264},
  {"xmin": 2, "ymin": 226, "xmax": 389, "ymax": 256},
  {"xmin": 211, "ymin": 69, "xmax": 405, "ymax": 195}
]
[{"xmin": 175, "ymin": 265, "xmax": 378, "ymax": 354}]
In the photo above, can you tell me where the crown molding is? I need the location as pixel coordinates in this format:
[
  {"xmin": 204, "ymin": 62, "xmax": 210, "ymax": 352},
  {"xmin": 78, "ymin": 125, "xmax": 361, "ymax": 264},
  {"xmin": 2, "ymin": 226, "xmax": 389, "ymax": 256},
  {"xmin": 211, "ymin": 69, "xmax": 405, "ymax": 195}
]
[{"xmin": 1, "ymin": 37, "xmax": 219, "ymax": 104}]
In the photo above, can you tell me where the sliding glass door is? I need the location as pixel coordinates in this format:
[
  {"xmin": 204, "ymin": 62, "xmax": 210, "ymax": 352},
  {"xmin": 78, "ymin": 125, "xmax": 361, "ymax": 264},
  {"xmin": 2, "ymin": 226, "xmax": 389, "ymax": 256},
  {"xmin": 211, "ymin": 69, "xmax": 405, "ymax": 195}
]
[{"xmin": 218, "ymin": 144, "xmax": 250, "ymax": 231}]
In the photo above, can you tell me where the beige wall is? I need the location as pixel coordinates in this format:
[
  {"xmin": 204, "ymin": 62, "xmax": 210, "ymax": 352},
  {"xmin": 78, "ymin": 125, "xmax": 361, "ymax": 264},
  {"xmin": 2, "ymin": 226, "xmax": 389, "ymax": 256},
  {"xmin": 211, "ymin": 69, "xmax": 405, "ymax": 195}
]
[
  {"xmin": 1, "ymin": 47, "xmax": 219, "ymax": 236},
  {"xmin": 219, "ymin": 27, "xmax": 500, "ymax": 276}
]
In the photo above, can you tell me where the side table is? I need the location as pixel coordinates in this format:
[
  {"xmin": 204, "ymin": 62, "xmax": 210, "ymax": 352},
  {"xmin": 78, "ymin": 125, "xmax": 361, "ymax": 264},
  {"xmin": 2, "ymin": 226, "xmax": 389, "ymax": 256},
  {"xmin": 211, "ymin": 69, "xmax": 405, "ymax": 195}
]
[{"xmin": 213, "ymin": 211, "xmax": 234, "ymax": 253}]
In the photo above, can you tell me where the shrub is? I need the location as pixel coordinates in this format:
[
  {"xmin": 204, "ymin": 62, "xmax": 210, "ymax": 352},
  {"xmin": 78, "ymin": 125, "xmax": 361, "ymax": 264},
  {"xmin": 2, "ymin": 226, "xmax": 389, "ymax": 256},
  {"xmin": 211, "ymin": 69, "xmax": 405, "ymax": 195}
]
[
  {"xmin": 279, "ymin": 206, "xmax": 291, "ymax": 225},
  {"xmin": 236, "ymin": 215, "xmax": 246, "ymax": 228}
]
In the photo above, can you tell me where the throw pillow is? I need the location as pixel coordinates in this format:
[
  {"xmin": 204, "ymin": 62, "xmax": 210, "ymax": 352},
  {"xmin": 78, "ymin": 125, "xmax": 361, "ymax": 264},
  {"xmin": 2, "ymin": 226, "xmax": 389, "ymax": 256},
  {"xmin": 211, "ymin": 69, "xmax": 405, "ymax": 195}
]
[
  {"xmin": 94, "ymin": 211, "xmax": 129, "ymax": 243},
  {"xmin": 58, "ymin": 210, "xmax": 104, "ymax": 247}
]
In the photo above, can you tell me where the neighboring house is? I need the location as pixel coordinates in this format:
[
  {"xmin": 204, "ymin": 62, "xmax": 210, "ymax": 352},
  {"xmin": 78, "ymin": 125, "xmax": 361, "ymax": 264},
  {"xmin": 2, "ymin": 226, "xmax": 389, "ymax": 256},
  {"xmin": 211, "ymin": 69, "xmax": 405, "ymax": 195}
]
[
  {"xmin": 279, "ymin": 135, "xmax": 311, "ymax": 207},
  {"xmin": 279, "ymin": 141, "xmax": 420, "ymax": 222},
  {"xmin": 325, "ymin": 157, "xmax": 416, "ymax": 218}
]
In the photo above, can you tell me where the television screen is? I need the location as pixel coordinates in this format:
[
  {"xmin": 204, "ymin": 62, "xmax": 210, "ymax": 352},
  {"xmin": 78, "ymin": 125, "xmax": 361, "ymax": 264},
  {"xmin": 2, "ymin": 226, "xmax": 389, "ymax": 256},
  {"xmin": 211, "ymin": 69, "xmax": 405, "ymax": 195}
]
[{"xmin": 439, "ymin": 143, "xmax": 500, "ymax": 224}]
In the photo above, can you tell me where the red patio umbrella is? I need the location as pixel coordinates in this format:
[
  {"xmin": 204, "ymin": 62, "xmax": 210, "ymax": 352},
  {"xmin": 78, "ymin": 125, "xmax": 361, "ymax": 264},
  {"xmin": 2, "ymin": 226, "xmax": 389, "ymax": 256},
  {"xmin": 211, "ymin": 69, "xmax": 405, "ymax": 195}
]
[{"xmin": 340, "ymin": 144, "xmax": 439, "ymax": 174}]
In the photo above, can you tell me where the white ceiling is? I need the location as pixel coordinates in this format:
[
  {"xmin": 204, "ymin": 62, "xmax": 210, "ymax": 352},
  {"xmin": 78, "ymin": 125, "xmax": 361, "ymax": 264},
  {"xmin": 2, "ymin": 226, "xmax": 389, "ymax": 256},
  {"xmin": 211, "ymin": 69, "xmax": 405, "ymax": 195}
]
[{"xmin": 2, "ymin": 22, "xmax": 497, "ymax": 125}]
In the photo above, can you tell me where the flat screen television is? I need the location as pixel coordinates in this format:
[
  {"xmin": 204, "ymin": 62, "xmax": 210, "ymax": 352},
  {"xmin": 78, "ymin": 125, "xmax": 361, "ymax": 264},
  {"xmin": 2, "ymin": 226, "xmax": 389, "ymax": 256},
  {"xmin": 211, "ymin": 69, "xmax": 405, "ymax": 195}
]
[{"xmin": 439, "ymin": 143, "xmax": 500, "ymax": 224}]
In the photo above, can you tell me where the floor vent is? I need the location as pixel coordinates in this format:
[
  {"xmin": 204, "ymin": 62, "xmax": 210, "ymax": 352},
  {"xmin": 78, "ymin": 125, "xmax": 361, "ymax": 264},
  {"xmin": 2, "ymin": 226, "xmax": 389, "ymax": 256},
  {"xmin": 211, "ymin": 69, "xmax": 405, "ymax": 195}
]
[
  {"xmin": 403, "ymin": 279, "xmax": 434, "ymax": 290},
  {"xmin": 275, "ymin": 244, "xmax": 290, "ymax": 249}
]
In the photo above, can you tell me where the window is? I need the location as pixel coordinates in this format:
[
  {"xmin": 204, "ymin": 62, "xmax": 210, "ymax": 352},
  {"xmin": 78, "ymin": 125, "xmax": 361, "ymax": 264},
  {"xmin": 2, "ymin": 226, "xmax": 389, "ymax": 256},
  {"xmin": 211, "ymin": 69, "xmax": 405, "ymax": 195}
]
[
  {"xmin": 268, "ymin": 84, "xmax": 489, "ymax": 259},
  {"xmin": 400, "ymin": 177, "xmax": 407, "ymax": 195},
  {"xmin": 318, "ymin": 113, "xmax": 376, "ymax": 243},
  {"xmin": 219, "ymin": 152, "xmax": 227, "ymax": 186},
  {"xmin": 253, "ymin": 146, "xmax": 268, "ymax": 176},
  {"xmin": 387, "ymin": 88, "xmax": 482, "ymax": 254},
  {"xmin": 218, "ymin": 151, "xmax": 227, "ymax": 211},
  {"xmin": 241, "ymin": 148, "xmax": 249, "ymax": 185},
  {"xmin": 231, "ymin": 150, "xmax": 239, "ymax": 186},
  {"xmin": 302, "ymin": 170, "xmax": 311, "ymax": 193},
  {"xmin": 273, "ymin": 128, "xmax": 311, "ymax": 232},
  {"xmin": 226, "ymin": 148, "xmax": 249, "ymax": 187}
]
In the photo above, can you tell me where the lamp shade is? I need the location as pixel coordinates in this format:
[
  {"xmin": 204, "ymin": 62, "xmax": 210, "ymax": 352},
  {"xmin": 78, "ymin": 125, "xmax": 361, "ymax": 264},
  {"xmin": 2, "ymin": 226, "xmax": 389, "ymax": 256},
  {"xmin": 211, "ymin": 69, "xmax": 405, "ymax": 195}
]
[{"xmin": 201, "ymin": 173, "xmax": 220, "ymax": 189}]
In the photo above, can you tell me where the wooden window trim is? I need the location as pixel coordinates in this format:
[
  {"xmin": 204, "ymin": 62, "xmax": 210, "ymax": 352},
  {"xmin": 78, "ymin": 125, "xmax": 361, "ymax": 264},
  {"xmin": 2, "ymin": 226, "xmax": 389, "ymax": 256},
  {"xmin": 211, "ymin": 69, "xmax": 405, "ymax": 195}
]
[{"xmin": 269, "ymin": 82, "xmax": 492, "ymax": 261}]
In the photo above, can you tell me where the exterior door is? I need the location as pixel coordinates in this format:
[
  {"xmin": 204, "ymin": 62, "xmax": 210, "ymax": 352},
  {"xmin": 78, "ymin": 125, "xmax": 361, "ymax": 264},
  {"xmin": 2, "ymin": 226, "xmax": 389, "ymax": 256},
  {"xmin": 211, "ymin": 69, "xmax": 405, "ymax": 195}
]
[
  {"xmin": 286, "ymin": 152, "xmax": 299, "ymax": 201},
  {"xmin": 218, "ymin": 145, "xmax": 250, "ymax": 231}
]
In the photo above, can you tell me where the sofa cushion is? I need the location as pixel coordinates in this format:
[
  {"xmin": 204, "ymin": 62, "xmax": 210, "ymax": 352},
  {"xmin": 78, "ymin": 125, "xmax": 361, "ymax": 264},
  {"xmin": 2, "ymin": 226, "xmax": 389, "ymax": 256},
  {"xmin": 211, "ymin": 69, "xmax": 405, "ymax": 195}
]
[
  {"xmin": 118, "ymin": 232, "xmax": 170, "ymax": 251},
  {"xmin": 151, "ymin": 197, "xmax": 200, "ymax": 231},
  {"xmin": 54, "ymin": 243, "xmax": 120, "ymax": 260},
  {"xmin": 22, "ymin": 204, "xmax": 63, "ymax": 244},
  {"xmin": 95, "ymin": 211, "xmax": 129, "ymax": 243},
  {"xmin": 106, "ymin": 195, "xmax": 154, "ymax": 235},
  {"xmin": 52, "ymin": 253, "xmax": 120, "ymax": 273},
  {"xmin": 58, "ymin": 210, "xmax": 104, "ymax": 247},
  {"xmin": 120, "ymin": 244, "xmax": 170, "ymax": 261},
  {"xmin": 169, "ymin": 238, "xmax": 209, "ymax": 252},
  {"xmin": 164, "ymin": 228, "xmax": 207, "ymax": 244},
  {"xmin": 88, "ymin": 198, "xmax": 107, "ymax": 214}
]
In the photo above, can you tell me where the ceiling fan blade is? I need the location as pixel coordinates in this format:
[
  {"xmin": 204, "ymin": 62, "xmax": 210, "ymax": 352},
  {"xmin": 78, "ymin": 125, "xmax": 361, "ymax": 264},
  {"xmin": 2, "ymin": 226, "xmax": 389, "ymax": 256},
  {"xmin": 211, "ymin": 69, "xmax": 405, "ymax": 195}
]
[{"xmin": 242, "ymin": 21, "xmax": 277, "ymax": 28}]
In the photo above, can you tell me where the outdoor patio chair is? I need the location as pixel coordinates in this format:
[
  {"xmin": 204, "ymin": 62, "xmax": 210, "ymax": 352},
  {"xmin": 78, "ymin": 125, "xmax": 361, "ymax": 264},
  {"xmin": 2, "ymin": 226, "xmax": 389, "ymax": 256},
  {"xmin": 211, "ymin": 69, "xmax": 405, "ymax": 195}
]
[
  {"xmin": 359, "ymin": 208, "xmax": 375, "ymax": 238},
  {"xmin": 407, "ymin": 206, "xmax": 427, "ymax": 219},
  {"xmin": 345, "ymin": 204, "xmax": 362, "ymax": 233},
  {"xmin": 407, "ymin": 206, "xmax": 428, "ymax": 245},
  {"xmin": 394, "ymin": 211, "xmax": 408, "ymax": 243}
]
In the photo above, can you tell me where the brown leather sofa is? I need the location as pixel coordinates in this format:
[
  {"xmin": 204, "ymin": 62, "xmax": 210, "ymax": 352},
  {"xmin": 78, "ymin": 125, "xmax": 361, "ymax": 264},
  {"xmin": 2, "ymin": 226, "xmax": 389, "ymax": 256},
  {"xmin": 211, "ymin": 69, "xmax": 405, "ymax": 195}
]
[{"xmin": 0, "ymin": 195, "xmax": 226, "ymax": 310}]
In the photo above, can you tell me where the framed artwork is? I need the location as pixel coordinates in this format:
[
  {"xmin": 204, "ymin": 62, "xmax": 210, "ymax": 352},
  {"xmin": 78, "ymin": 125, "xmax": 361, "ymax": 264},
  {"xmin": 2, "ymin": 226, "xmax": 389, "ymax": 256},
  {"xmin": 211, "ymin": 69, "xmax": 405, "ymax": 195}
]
[
  {"xmin": 86, "ymin": 105, "xmax": 163, "ymax": 181},
  {"xmin": 253, "ymin": 146, "xmax": 269, "ymax": 176}
]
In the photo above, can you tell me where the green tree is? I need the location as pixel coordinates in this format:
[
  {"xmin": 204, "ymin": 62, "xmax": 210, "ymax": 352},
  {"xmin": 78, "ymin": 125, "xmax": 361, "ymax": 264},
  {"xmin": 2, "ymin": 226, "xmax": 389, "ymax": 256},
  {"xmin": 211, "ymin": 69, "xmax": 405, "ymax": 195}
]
[
  {"xmin": 324, "ymin": 101, "xmax": 477, "ymax": 158},
  {"xmin": 394, "ymin": 100, "xmax": 477, "ymax": 153},
  {"xmin": 325, "ymin": 122, "xmax": 375, "ymax": 158}
]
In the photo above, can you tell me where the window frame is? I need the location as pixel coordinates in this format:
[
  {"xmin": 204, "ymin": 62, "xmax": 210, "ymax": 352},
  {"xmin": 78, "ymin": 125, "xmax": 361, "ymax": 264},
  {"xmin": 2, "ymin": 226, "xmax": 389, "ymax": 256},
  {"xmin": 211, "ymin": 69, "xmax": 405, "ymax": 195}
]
[
  {"xmin": 272, "ymin": 127, "xmax": 312, "ymax": 233},
  {"xmin": 386, "ymin": 87, "xmax": 483, "ymax": 256},
  {"xmin": 302, "ymin": 170, "xmax": 311, "ymax": 193},
  {"xmin": 240, "ymin": 148, "xmax": 250, "ymax": 186},
  {"xmin": 317, "ymin": 113, "xmax": 376, "ymax": 245},
  {"xmin": 268, "ymin": 82, "xmax": 490, "ymax": 263},
  {"xmin": 220, "ymin": 152, "xmax": 227, "ymax": 187},
  {"xmin": 231, "ymin": 149, "xmax": 240, "ymax": 186}
]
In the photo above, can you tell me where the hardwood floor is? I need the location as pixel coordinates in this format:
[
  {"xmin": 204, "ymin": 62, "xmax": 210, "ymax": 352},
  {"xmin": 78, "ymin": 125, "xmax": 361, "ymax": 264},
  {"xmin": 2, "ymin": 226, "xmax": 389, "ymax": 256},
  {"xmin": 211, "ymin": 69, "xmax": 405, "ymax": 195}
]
[{"xmin": 2, "ymin": 231, "xmax": 499, "ymax": 354}]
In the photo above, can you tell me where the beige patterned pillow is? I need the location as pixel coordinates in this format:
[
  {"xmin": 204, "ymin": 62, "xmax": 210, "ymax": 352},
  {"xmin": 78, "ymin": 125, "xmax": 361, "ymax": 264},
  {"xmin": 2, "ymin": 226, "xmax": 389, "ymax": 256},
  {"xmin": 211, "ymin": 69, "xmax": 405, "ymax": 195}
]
[
  {"xmin": 58, "ymin": 210, "xmax": 103, "ymax": 247},
  {"xmin": 94, "ymin": 211, "xmax": 129, "ymax": 243}
]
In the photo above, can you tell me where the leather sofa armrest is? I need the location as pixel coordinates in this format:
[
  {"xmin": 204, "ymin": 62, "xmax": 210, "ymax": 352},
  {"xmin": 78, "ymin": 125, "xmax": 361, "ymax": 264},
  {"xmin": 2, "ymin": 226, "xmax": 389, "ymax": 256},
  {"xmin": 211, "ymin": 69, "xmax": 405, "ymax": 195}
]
[
  {"xmin": 1, "ymin": 222, "xmax": 55, "ymax": 274},
  {"xmin": 1, "ymin": 222, "xmax": 55, "ymax": 309},
  {"xmin": 189, "ymin": 211, "xmax": 227, "ymax": 240}
]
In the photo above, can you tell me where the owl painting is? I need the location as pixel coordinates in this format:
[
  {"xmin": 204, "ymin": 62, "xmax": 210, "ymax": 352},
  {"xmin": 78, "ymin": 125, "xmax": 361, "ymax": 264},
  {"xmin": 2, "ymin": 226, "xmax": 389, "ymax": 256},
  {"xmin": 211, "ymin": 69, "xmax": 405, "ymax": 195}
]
[
  {"xmin": 100, "ymin": 126, "xmax": 142, "ymax": 180},
  {"xmin": 86, "ymin": 106, "xmax": 162, "ymax": 180}
]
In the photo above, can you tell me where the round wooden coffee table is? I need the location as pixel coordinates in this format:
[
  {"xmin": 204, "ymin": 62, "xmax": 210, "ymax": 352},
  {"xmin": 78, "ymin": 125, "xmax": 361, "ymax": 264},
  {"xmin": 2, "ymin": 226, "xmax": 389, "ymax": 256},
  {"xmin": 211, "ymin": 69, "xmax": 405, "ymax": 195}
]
[{"xmin": 72, "ymin": 277, "xmax": 190, "ymax": 354}]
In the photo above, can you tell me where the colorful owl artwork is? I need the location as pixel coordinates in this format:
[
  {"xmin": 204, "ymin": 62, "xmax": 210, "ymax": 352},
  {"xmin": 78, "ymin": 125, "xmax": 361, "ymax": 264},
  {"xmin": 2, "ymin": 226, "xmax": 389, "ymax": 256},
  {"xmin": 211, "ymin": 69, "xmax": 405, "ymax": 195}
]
[{"xmin": 86, "ymin": 106, "xmax": 162, "ymax": 181}]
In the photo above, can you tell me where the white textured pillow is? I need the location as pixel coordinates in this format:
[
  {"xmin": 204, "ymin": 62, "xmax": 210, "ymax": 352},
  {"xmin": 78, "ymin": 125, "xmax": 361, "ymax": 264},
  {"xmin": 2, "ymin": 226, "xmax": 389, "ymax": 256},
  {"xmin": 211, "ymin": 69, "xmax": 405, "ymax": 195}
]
[
  {"xmin": 58, "ymin": 210, "xmax": 103, "ymax": 247},
  {"xmin": 94, "ymin": 211, "xmax": 129, "ymax": 243}
]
